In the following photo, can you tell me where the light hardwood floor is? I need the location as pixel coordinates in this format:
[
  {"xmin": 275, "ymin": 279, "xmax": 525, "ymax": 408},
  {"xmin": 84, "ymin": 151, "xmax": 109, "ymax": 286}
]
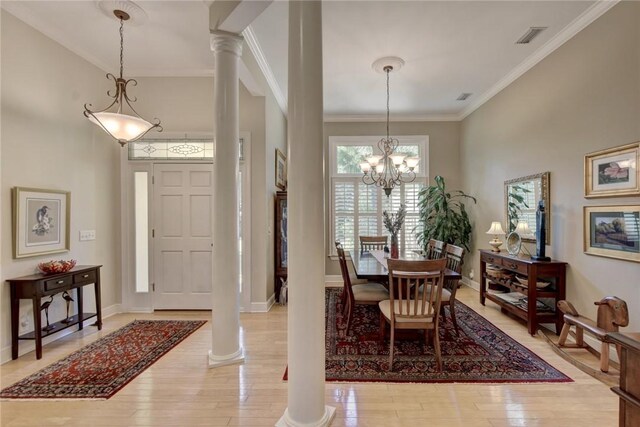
[{"xmin": 0, "ymin": 286, "xmax": 618, "ymax": 427}]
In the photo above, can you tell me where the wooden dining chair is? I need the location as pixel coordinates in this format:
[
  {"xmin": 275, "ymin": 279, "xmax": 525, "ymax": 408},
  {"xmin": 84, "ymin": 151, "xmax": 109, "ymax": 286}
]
[
  {"xmin": 337, "ymin": 244, "xmax": 389, "ymax": 334},
  {"xmin": 379, "ymin": 258, "xmax": 447, "ymax": 371},
  {"xmin": 441, "ymin": 244, "xmax": 465, "ymax": 334},
  {"xmin": 360, "ymin": 236, "xmax": 388, "ymax": 254},
  {"xmin": 335, "ymin": 241, "xmax": 368, "ymax": 307},
  {"xmin": 425, "ymin": 239, "xmax": 446, "ymax": 259}
]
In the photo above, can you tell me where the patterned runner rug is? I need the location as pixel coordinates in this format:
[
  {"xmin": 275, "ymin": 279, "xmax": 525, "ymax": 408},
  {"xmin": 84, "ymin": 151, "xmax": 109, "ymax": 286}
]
[
  {"xmin": 290, "ymin": 288, "xmax": 571, "ymax": 383},
  {"xmin": 1, "ymin": 320, "xmax": 206, "ymax": 399}
]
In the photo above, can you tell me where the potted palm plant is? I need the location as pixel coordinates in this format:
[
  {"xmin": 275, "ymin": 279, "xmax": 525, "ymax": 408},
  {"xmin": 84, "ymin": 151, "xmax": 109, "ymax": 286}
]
[{"xmin": 416, "ymin": 175, "xmax": 476, "ymax": 252}]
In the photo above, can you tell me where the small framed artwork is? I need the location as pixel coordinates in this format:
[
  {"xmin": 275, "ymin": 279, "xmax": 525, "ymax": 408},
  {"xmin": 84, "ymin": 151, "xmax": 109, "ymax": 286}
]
[
  {"xmin": 12, "ymin": 187, "xmax": 70, "ymax": 259},
  {"xmin": 584, "ymin": 205, "xmax": 640, "ymax": 263},
  {"xmin": 584, "ymin": 142, "xmax": 639, "ymax": 198},
  {"xmin": 275, "ymin": 148, "xmax": 287, "ymax": 190}
]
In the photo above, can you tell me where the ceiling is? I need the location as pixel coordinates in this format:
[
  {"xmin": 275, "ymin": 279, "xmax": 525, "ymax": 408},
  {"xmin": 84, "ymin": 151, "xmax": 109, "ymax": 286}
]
[{"xmin": 2, "ymin": 1, "xmax": 612, "ymax": 120}]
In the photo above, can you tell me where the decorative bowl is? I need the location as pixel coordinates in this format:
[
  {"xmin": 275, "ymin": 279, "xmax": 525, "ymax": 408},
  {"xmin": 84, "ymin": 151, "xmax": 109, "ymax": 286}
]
[
  {"xmin": 515, "ymin": 275, "xmax": 550, "ymax": 289},
  {"xmin": 38, "ymin": 259, "xmax": 77, "ymax": 275}
]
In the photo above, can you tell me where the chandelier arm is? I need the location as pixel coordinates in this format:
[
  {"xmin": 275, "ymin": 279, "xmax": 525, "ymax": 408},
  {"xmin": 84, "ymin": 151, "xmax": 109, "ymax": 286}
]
[
  {"xmin": 122, "ymin": 79, "xmax": 138, "ymax": 103},
  {"xmin": 104, "ymin": 73, "xmax": 119, "ymax": 98},
  {"xmin": 83, "ymin": 96, "xmax": 120, "ymax": 116}
]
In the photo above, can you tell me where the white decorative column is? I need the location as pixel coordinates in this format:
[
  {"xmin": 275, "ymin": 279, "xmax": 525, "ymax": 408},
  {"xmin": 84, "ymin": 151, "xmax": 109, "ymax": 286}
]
[
  {"xmin": 208, "ymin": 31, "xmax": 245, "ymax": 368},
  {"xmin": 277, "ymin": 1, "xmax": 334, "ymax": 426}
]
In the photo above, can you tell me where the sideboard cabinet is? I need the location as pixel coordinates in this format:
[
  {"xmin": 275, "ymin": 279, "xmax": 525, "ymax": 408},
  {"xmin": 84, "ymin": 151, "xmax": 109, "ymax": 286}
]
[
  {"xmin": 479, "ymin": 250, "xmax": 566, "ymax": 335},
  {"xmin": 606, "ymin": 332, "xmax": 640, "ymax": 427},
  {"xmin": 274, "ymin": 192, "xmax": 287, "ymax": 301}
]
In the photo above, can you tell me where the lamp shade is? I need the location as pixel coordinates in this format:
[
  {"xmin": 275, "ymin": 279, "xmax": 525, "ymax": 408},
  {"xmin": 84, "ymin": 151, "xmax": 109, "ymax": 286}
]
[
  {"xmin": 486, "ymin": 221, "xmax": 505, "ymax": 235},
  {"xmin": 88, "ymin": 112, "xmax": 154, "ymax": 143},
  {"xmin": 515, "ymin": 221, "xmax": 531, "ymax": 235}
]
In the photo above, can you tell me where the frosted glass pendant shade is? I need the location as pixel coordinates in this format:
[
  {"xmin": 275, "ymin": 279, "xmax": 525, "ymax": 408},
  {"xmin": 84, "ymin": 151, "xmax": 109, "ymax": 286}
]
[{"xmin": 88, "ymin": 112, "xmax": 154, "ymax": 144}]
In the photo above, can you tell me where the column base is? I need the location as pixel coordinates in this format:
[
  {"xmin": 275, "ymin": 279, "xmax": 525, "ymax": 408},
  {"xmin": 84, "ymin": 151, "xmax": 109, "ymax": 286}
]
[
  {"xmin": 276, "ymin": 406, "xmax": 335, "ymax": 427},
  {"xmin": 207, "ymin": 347, "xmax": 245, "ymax": 368}
]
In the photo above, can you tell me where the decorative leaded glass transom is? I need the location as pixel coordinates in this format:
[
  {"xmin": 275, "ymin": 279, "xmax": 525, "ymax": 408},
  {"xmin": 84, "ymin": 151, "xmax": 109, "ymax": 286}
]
[{"xmin": 128, "ymin": 138, "xmax": 245, "ymax": 161}]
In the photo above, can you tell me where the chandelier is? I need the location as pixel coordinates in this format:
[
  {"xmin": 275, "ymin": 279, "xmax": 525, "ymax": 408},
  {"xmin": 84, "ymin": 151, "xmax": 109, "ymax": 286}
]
[
  {"xmin": 359, "ymin": 58, "xmax": 419, "ymax": 196},
  {"xmin": 84, "ymin": 9, "xmax": 161, "ymax": 146}
]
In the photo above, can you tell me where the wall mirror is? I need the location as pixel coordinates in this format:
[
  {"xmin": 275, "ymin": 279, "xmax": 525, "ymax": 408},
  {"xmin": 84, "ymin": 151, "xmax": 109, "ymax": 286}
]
[{"xmin": 504, "ymin": 172, "xmax": 550, "ymax": 244}]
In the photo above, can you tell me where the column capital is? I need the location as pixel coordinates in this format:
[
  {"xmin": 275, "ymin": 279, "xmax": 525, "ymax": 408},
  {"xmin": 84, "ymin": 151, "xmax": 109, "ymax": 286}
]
[{"xmin": 210, "ymin": 30, "xmax": 244, "ymax": 56}]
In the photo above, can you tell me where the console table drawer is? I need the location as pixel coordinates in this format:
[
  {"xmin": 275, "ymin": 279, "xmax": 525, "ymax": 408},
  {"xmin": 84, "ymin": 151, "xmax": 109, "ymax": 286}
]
[
  {"xmin": 44, "ymin": 277, "xmax": 72, "ymax": 292},
  {"xmin": 74, "ymin": 271, "xmax": 96, "ymax": 284},
  {"xmin": 481, "ymin": 252, "xmax": 501, "ymax": 266},
  {"xmin": 502, "ymin": 259, "xmax": 528, "ymax": 275}
]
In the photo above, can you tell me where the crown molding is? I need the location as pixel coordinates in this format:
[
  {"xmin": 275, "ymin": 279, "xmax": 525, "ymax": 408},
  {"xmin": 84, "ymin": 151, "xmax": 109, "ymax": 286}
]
[
  {"xmin": 323, "ymin": 114, "xmax": 460, "ymax": 123},
  {"xmin": 242, "ymin": 25, "xmax": 288, "ymax": 114},
  {"xmin": 459, "ymin": 0, "xmax": 620, "ymax": 120}
]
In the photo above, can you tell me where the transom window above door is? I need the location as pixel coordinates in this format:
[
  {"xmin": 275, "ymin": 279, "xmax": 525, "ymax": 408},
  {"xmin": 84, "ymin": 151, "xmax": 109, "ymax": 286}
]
[
  {"xmin": 128, "ymin": 138, "xmax": 245, "ymax": 160},
  {"xmin": 329, "ymin": 135, "xmax": 429, "ymax": 256}
]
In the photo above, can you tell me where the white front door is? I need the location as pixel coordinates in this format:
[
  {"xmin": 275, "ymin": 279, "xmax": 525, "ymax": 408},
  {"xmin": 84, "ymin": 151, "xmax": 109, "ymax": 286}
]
[{"xmin": 152, "ymin": 163, "xmax": 214, "ymax": 309}]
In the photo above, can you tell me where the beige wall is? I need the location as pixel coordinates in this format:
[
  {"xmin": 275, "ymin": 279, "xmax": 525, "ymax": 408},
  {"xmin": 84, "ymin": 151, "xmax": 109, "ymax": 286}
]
[
  {"xmin": 460, "ymin": 2, "xmax": 640, "ymax": 329},
  {"xmin": 324, "ymin": 121, "xmax": 461, "ymax": 276},
  {"xmin": 0, "ymin": 11, "xmax": 121, "ymax": 362}
]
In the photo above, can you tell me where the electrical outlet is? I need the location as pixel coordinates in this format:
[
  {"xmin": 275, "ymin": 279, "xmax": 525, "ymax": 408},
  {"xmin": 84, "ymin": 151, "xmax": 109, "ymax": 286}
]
[
  {"xmin": 469, "ymin": 269, "xmax": 475, "ymax": 280},
  {"xmin": 79, "ymin": 230, "xmax": 96, "ymax": 241}
]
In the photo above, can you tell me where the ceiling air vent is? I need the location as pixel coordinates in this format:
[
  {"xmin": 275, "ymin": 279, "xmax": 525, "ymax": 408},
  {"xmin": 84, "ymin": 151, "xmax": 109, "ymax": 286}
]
[
  {"xmin": 516, "ymin": 27, "xmax": 547, "ymax": 44},
  {"xmin": 456, "ymin": 93, "xmax": 472, "ymax": 101}
]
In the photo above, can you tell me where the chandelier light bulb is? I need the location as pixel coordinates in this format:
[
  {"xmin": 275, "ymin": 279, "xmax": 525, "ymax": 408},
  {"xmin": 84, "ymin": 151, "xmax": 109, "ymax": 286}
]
[
  {"xmin": 375, "ymin": 164, "xmax": 385, "ymax": 173},
  {"xmin": 360, "ymin": 162, "xmax": 372, "ymax": 173},
  {"xmin": 367, "ymin": 155, "xmax": 383, "ymax": 167},
  {"xmin": 405, "ymin": 157, "xmax": 420, "ymax": 169},
  {"xmin": 390, "ymin": 154, "xmax": 406, "ymax": 166}
]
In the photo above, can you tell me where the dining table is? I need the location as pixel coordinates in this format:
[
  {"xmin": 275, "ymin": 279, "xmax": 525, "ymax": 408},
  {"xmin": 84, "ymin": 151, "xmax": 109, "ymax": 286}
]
[{"xmin": 351, "ymin": 249, "xmax": 462, "ymax": 283}]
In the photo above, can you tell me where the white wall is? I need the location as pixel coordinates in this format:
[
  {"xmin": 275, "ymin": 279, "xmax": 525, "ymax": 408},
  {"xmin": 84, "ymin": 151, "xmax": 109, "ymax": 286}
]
[
  {"xmin": 0, "ymin": 11, "xmax": 121, "ymax": 362},
  {"xmin": 460, "ymin": 2, "xmax": 640, "ymax": 329}
]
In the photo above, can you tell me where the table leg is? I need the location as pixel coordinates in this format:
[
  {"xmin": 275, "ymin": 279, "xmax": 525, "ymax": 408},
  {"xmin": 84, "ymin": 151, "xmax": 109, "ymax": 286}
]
[
  {"xmin": 32, "ymin": 297, "xmax": 43, "ymax": 360},
  {"xmin": 77, "ymin": 286, "xmax": 84, "ymax": 331},
  {"xmin": 11, "ymin": 286, "xmax": 19, "ymax": 360},
  {"xmin": 95, "ymin": 269, "xmax": 102, "ymax": 330}
]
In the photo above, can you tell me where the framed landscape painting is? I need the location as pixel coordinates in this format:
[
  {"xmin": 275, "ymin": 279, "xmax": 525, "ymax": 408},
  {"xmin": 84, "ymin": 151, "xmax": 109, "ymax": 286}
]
[
  {"xmin": 12, "ymin": 187, "xmax": 70, "ymax": 259},
  {"xmin": 275, "ymin": 148, "xmax": 287, "ymax": 190},
  {"xmin": 584, "ymin": 205, "xmax": 640, "ymax": 263},
  {"xmin": 584, "ymin": 142, "xmax": 639, "ymax": 198}
]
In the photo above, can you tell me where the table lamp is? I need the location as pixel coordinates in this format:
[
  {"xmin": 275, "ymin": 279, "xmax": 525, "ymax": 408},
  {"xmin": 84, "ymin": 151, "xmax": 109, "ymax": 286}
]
[
  {"xmin": 515, "ymin": 221, "xmax": 532, "ymax": 239},
  {"xmin": 486, "ymin": 221, "xmax": 505, "ymax": 252}
]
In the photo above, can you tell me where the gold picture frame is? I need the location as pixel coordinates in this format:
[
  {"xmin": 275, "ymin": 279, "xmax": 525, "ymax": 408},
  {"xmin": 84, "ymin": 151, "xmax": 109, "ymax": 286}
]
[
  {"xmin": 584, "ymin": 205, "xmax": 640, "ymax": 263},
  {"xmin": 275, "ymin": 148, "xmax": 287, "ymax": 190},
  {"xmin": 584, "ymin": 142, "xmax": 639, "ymax": 198},
  {"xmin": 12, "ymin": 187, "xmax": 71, "ymax": 259}
]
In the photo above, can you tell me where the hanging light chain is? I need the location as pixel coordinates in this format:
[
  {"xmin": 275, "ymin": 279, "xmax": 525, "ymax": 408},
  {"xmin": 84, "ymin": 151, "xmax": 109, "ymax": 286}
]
[
  {"xmin": 119, "ymin": 17, "xmax": 124, "ymax": 79},
  {"xmin": 386, "ymin": 66, "xmax": 391, "ymax": 140}
]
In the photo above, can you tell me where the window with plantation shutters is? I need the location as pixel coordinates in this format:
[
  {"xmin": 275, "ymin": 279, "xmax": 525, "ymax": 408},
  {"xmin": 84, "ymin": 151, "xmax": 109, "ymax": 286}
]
[{"xmin": 329, "ymin": 136, "xmax": 429, "ymax": 256}]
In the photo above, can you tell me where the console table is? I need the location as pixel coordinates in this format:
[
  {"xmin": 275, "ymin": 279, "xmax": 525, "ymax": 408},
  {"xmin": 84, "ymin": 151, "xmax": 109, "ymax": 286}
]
[
  {"xmin": 606, "ymin": 332, "xmax": 640, "ymax": 426},
  {"xmin": 479, "ymin": 250, "xmax": 566, "ymax": 336},
  {"xmin": 7, "ymin": 265, "xmax": 102, "ymax": 360}
]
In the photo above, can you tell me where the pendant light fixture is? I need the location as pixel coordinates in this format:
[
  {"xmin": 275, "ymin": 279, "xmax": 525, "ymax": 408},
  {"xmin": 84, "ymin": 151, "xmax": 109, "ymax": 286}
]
[
  {"xmin": 84, "ymin": 8, "xmax": 161, "ymax": 146},
  {"xmin": 360, "ymin": 57, "xmax": 419, "ymax": 196}
]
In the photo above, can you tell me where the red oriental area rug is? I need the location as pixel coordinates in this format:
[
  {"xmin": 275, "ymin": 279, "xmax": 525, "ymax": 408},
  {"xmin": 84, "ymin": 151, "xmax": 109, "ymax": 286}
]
[
  {"xmin": 0, "ymin": 320, "xmax": 206, "ymax": 399},
  {"xmin": 286, "ymin": 288, "xmax": 571, "ymax": 383}
]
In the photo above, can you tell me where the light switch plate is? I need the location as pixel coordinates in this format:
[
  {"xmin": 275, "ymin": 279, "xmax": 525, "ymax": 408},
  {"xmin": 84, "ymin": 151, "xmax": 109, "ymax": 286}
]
[{"xmin": 79, "ymin": 230, "xmax": 96, "ymax": 241}]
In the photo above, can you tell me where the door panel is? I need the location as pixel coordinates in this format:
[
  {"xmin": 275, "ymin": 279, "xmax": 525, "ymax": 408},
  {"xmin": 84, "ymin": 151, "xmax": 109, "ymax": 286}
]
[{"xmin": 153, "ymin": 163, "xmax": 213, "ymax": 309}]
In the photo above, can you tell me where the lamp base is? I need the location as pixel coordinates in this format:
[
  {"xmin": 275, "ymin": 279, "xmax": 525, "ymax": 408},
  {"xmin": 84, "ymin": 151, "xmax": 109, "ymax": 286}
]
[{"xmin": 488, "ymin": 239, "xmax": 503, "ymax": 253}]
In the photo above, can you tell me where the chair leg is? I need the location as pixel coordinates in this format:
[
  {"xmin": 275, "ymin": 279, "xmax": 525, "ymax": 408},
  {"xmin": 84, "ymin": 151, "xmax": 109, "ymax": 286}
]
[
  {"xmin": 575, "ymin": 327, "xmax": 584, "ymax": 347},
  {"xmin": 433, "ymin": 329, "xmax": 442, "ymax": 372},
  {"xmin": 345, "ymin": 301, "xmax": 354, "ymax": 335},
  {"xmin": 615, "ymin": 344, "xmax": 622, "ymax": 365},
  {"xmin": 388, "ymin": 327, "xmax": 395, "ymax": 372},
  {"xmin": 558, "ymin": 323, "xmax": 571, "ymax": 346},
  {"xmin": 600, "ymin": 341, "xmax": 610, "ymax": 373},
  {"xmin": 379, "ymin": 312, "xmax": 386, "ymax": 341},
  {"xmin": 448, "ymin": 303, "xmax": 459, "ymax": 335}
]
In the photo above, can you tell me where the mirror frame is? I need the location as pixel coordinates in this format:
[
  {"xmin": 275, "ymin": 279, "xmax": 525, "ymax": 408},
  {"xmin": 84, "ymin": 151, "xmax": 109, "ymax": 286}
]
[{"xmin": 504, "ymin": 172, "xmax": 550, "ymax": 244}]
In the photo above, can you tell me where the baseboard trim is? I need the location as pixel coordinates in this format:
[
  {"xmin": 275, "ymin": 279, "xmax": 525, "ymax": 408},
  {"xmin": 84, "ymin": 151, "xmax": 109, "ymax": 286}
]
[
  {"xmin": 250, "ymin": 293, "xmax": 276, "ymax": 313},
  {"xmin": 1, "ymin": 303, "xmax": 122, "ymax": 365},
  {"xmin": 325, "ymin": 275, "xmax": 342, "ymax": 284},
  {"xmin": 461, "ymin": 276, "xmax": 480, "ymax": 291}
]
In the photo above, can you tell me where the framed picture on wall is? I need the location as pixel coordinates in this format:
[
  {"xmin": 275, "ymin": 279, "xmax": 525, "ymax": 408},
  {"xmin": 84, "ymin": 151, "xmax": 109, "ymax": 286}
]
[
  {"xmin": 584, "ymin": 205, "xmax": 640, "ymax": 263},
  {"xmin": 275, "ymin": 148, "xmax": 287, "ymax": 190},
  {"xmin": 584, "ymin": 142, "xmax": 639, "ymax": 198},
  {"xmin": 12, "ymin": 187, "xmax": 70, "ymax": 259}
]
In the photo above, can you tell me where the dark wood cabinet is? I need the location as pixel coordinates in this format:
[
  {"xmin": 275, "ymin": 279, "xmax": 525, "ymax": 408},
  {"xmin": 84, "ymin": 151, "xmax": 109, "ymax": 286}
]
[
  {"xmin": 606, "ymin": 332, "xmax": 640, "ymax": 427},
  {"xmin": 7, "ymin": 265, "xmax": 102, "ymax": 360},
  {"xmin": 274, "ymin": 191, "xmax": 287, "ymax": 300},
  {"xmin": 479, "ymin": 250, "xmax": 566, "ymax": 335}
]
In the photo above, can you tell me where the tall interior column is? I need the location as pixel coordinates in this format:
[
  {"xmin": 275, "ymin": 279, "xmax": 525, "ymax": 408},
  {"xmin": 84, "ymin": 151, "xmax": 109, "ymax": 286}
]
[
  {"xmin": 208, "ymin": 31, "xmax": 245, "ymax": 368},
  {"xmin": 277, "ymin": 1, "xmax": 335, "ymax": 426}
]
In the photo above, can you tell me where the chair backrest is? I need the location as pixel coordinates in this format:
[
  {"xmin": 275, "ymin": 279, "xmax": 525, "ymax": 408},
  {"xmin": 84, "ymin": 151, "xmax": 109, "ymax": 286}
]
[
  {"xmin": 335, "ymin": 242, "xmax": 355, "ymax": 304},
  {"xmin": 386, "ymin": 258, "xmax": 447, "ymax": 322},
  {"xmin": 444, "ymin": 244, "xmax": 465, "ymax": 273},
  {"xmin": 360, "ymin": 236, "xmax": 388, "ymax": 253},
  {"xmin": 426, "ymin": 239, "xmax": 446, "ymax": 259}
]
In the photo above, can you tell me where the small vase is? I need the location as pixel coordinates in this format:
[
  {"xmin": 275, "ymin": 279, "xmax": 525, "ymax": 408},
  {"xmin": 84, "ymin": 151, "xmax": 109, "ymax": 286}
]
[{"xmin": 390, "ymin": 235, "xmax": 399, "ymax": 259}]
